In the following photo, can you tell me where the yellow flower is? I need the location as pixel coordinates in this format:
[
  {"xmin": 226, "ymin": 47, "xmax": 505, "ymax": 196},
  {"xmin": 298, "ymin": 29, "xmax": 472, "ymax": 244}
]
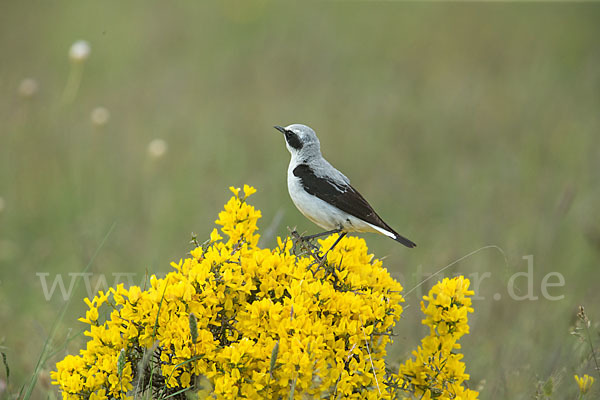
[
  {"xmin": 575, "ymin": 374, "xmax": 595, "ymax": 394},
  {"xmin": 210, "ymin": 228, "xmax": 223, "ymax": 242},
  {"xmin": 89, "ymin": 388, "xmax": 107, "ymax": 400},
  {"xmin": 229, "ymin": 186, "xmax": 240, "ymax": 197},
  {"xmin": 243, "ymin": 184, "xmax": 257, "ymax": 197}
]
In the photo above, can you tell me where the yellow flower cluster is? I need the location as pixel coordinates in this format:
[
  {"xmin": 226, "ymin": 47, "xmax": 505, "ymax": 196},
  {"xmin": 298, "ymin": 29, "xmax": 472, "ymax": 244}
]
[
  {"xmin": 398, "ymin": 276, "xmax": 478, "ymax": 400},
  {"xmin": 574, "ymin": 374, "xmax": 595, "ymax": 395},
  {"xmin": 52, "ymin": 185, "xmax": 411, "ymax": 399}
]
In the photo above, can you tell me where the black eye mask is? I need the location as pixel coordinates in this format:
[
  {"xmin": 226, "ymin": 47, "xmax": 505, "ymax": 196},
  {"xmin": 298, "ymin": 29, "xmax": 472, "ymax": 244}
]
[{"xmin": 285, "ymin": 130, "xmax": 303, "ymax": 150}]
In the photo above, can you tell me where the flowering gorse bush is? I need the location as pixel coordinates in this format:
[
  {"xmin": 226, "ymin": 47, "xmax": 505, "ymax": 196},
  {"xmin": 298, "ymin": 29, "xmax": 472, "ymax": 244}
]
[
  {"xmin": 52, "ymin": 185, "xmax": 478, "ymax": 399},
  {"xmin": 398, "ymin": 277, "xmax": 478, "ymax": 399}
]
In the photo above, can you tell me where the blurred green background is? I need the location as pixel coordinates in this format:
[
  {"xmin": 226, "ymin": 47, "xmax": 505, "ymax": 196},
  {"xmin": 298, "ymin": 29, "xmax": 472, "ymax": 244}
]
[{"xmin": 1, "ymin": 1, "xmax": 599, "ymax": 399}]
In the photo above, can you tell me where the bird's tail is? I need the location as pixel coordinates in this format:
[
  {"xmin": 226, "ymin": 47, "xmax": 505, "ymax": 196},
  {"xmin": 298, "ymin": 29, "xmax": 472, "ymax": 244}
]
[
  {"xmin": 392, "ymin": 232, "xmax": 417, "ymax": 248},
  {"xmin": 369, "ymin": 222, "xmax": 416, "ymax": 248}
]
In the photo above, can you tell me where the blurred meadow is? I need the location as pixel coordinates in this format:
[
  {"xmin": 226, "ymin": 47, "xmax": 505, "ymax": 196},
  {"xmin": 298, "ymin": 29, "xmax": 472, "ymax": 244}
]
[{"xmin": 1, "ymin": 1, "xmax": 600, "ymax": 399}]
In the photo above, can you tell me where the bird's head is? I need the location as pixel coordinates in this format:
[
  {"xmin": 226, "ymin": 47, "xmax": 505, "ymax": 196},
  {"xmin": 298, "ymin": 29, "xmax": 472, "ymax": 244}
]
[{"xmin": 274, "ymin": 124, "xmax": 321, "ymax": 158}]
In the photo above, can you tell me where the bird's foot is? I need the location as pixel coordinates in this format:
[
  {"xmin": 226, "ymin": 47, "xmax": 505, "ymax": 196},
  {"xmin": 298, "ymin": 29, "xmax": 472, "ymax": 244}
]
[
  {"xmin": 289, "ymin": 229, "xmax": 349, "ymax": 270},
  {"xmin": 290, "ymin": 229, "xmax": 322, "ymax": 259}
]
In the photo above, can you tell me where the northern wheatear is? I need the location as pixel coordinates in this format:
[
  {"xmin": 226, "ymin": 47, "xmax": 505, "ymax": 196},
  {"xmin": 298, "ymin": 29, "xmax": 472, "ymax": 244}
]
[{"xmin": 275, "ymin": 124, "xmax": 416, "ymax": 250}]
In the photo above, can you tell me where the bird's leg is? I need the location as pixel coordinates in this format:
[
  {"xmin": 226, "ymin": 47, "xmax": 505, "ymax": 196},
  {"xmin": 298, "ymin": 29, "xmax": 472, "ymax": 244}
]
[
  {"xmin": 290, "ymin": 229, "xmax": 320, "ymax": 257},
  {"xmin": 317, "ymin": 232, "xmax": 347, "ymax": 268},
  {"xmin": 301, "ymin": 228, "xmax": 343, "ymax": 242},
  {"xmin": 293, "ymin": 228, "xmax": 345, "ymax": 264},
  {"xmin": 301, "ymin": 228, "xmax": 342, "ymax": 262}
]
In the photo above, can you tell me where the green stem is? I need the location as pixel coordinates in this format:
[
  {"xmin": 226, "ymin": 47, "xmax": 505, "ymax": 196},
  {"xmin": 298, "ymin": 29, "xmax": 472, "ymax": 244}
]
[
  {"xmin": 23, "ymin": 223, "xmax": 116, "ymax": 400},
  {"xmin": 583, "ymin": 322, "xmax": 600, "ymax": 381},
  {"xmin": 61, "ymin": 63, "xmax": 85, "ymax": 106}
]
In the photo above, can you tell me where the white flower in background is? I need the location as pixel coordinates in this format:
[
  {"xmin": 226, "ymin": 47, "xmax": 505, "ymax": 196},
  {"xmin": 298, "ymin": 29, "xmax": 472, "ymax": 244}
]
[
  {"xmin": 18, "ymin": 78, "xmax": 38, "ymax": 98},
  {"xmin": 147, "ymin": 139, "xmax": 167, "ymax": 158},
  {"xmin": 69, "ymin": 40, "xmax": 91, "ymax": 63},
  {"xmin": 91, "ymin": 107, "xmax": 110, "ymax": 126}
]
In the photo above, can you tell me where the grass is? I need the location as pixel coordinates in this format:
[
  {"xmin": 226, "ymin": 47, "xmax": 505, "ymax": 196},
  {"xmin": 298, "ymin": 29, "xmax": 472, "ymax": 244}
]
[{"xmin": 0, "ymin": 1, "xmax": 599, "ymax": 399}]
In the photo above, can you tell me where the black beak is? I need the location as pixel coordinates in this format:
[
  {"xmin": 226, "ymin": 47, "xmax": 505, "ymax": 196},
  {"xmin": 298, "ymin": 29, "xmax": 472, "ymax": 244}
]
[{"xmin": 274, "ymin": 125, "xmax": 286, "ymax": 134}]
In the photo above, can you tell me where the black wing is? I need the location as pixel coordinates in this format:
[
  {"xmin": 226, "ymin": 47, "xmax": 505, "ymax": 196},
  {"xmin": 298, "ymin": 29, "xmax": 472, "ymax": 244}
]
[{"xmin": 293, "ymin": 164, "xmax": 416, "ymax": 247}]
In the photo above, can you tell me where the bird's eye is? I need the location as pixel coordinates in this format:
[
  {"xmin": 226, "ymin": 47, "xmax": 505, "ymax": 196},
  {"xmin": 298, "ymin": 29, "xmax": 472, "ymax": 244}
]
[{"xmin": 284, "ymin": 130, "xmax": 303, "ymax": 151}]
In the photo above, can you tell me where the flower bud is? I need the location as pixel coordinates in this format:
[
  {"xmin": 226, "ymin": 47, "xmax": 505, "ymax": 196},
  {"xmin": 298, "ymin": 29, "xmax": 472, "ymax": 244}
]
[
  {"xmin": 69, "ymin": 40, "xmax": 91, "ymax": 63},
  {"xmin": 147, "ymin": 139, "xmax": 167, "ymax": 159},
  {"xmin": 91, "ymin": 107, "xmax": 110, "ymax": 126},
  {"xmin": 18, "ymin": 78, "xmax": 38, "ymax": 98}
]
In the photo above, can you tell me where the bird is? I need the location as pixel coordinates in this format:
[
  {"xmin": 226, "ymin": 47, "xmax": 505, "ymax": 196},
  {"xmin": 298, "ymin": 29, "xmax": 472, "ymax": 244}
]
[{"xmin": 275, "ymin": 123, "xmax": 416, "ymax": 251}]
